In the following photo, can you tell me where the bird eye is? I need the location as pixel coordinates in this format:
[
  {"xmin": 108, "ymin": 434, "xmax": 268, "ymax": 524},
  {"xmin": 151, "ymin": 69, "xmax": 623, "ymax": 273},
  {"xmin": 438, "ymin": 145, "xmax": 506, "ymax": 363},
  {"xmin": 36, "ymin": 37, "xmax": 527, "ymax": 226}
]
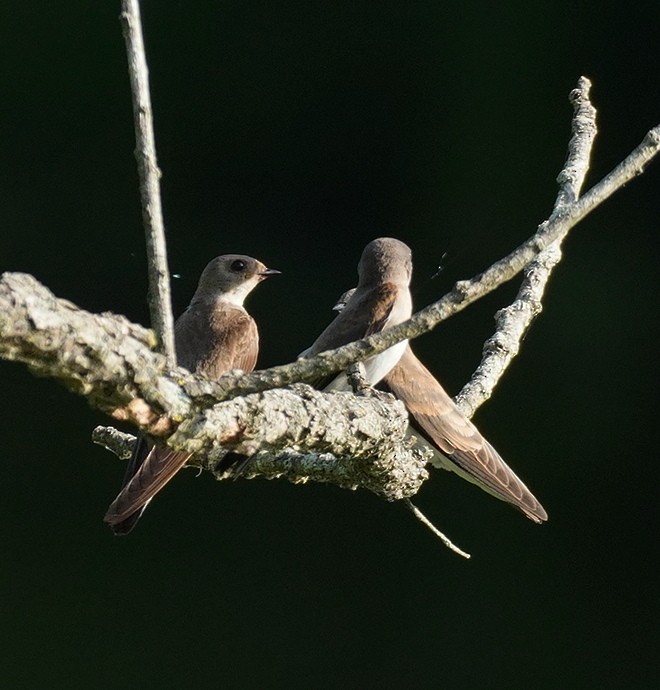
[{"xmin": 230, "ymin": 259, "xmax": 247, "ymax": 272}]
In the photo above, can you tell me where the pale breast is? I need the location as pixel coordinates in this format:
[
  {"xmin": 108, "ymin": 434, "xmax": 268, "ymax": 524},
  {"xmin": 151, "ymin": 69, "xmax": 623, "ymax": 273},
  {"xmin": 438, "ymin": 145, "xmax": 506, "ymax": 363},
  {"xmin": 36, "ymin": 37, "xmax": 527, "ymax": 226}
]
[{"xmin": 324, "ymin": 285, "xmax": 411, "ymax": 391}]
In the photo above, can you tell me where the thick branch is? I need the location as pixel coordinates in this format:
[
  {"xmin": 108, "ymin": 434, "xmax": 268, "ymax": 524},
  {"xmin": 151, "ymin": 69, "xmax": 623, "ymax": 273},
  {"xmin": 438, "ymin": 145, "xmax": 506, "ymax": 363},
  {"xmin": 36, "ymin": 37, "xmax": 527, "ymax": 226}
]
[
  {"xmin": 120, "ymin": 0, "xmax": 176, "ymax": 367},
  {"xmin": 95, "ymin": 387, "xmax": 428, "ymax": 502},
  {"xmin": 94, "ymin": 416, "xmax": 428, "ymax": 502},
  {"xmin": 0, "ymin": 273, "xmax": 188, "ymax": 419},
  {"xmin": 0, "ymin": 272, "xmax": 426, "ymax": 500},
  {"xmin": 169, "ymin": 384, "xmax": 426, "ymax": 501},
  {"xmin": 456, "ymin": 76, "xmax": 598, "ymax": 416}
]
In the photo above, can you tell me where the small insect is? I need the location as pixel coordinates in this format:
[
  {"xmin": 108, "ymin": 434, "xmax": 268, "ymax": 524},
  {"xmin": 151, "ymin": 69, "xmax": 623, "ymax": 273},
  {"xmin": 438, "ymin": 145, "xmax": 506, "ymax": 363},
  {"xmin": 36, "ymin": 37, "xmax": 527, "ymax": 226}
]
[{"xmin": 431, "ymin": 252, "xmax": 449, "ymax": 280}]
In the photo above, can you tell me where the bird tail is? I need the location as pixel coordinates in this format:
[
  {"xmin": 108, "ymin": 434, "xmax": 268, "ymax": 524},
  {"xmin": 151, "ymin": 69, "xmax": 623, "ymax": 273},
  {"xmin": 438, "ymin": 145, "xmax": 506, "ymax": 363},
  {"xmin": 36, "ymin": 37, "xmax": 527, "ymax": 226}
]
[{"xmin": 105, "ymin": 434, "xmax": 150, "ymax": 536}]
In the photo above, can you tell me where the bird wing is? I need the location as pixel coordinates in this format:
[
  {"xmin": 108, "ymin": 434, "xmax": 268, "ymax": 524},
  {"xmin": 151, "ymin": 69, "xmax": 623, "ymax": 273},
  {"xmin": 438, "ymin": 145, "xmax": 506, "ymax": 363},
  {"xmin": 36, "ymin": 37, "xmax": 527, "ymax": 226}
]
[
  {"xmin": 301, "ymin": 283, "xmax": 401, "ymax": 389},
  {"xmin": 384, "ymin": 346, "xmax": 547, "ymax": 523},
  {"xmin": 305, "ymin": 283, "xmax": 400, "ymax": 355},
  {"xmin": 105, "ymin": 433, "xmax": 152, "ymax": 535}
]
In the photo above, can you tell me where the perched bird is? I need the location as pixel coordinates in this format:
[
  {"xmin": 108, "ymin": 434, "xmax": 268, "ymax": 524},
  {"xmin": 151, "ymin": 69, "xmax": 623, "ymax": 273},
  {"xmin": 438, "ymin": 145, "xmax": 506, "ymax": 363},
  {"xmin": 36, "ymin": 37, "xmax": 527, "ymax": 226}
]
[
  {"xmin": 104, "ymin": 254, "xmax": 280, "ymax": 534},
  {"xmin": 332, "ymin": 289, "xmax": 548, "ymax": 523},
  {"xmin": 300, "ymin": 237, "xmax": 413, "ymax": 389}
]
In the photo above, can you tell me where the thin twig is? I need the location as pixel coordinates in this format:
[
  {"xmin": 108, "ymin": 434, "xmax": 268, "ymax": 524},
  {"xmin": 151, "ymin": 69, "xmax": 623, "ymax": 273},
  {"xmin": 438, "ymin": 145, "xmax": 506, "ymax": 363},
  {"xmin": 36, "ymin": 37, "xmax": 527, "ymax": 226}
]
[
  {"xmin": 456, "ymin": 76, "xmax": 598, "ymax": 416},
  {"xmin": 403, "ymin": 499, "xmax": 471, "ymax": 559},
  {"xmin": 555, "ymin": 77, "xmax": 598, "ymax": 209},
  {"xmin": 120, "ymin": 0, "xmax": 176, "ymax": 367},
  {"xmin": 199, "ymin": 119, "xmax": 660, "ymax": 404}
]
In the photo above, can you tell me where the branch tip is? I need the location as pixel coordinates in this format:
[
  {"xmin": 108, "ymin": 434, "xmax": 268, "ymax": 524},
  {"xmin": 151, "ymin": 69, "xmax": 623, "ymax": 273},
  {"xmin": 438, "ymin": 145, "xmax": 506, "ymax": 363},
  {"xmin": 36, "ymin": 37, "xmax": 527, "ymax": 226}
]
[{"xmin": 403, "ymin": 499, "xmax": 471, "ymax": 559}]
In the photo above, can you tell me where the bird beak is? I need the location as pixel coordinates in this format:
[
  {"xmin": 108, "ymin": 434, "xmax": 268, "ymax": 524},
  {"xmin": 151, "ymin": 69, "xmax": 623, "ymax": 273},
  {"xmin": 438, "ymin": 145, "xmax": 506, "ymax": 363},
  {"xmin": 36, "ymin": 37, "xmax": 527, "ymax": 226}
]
[{"xmin": 258, "ymin": 268, "xmax": 281, "ymax": 279}]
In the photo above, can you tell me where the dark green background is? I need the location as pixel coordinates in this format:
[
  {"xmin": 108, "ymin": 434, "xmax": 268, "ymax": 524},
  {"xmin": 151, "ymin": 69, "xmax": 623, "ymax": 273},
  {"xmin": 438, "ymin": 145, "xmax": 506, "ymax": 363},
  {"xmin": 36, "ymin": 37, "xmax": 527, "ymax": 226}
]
[{"xmin": 1, "ymin": 2, "xmax": 658, "ymax": 688}]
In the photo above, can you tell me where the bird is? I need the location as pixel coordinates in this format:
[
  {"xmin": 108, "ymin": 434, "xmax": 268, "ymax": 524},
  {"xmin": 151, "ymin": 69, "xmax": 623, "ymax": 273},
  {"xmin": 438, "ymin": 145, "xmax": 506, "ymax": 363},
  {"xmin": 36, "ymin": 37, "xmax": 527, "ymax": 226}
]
[
  {"xmin": 332, "ymin": 288, "xmax": 548, "ymax": 523},
  {"xmin": 300, "ymin": 237, "xmax": 413, "ymax": 390},
  {"xmin": 104, "ymin": 254, "xmax": 280, "ymax": 534}
]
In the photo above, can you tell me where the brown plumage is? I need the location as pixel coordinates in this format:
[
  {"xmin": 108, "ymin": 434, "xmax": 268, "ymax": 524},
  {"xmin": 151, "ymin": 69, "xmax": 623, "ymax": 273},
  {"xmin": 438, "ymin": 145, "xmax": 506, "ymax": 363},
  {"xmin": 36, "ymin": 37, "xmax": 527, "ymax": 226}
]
[
  {"xmin": 384, "ymin": 346, "xmax": 548, "ymax": 523},
  {"xmin": 301, "ymin": 237, "xmax": 413, "ymax": 390},
  {"xmin": 104, "ymin": 254, "xmax": 279, "ymax": 534},
  {"xmin": 332, "ymin": 286, "xmax": 547, "ymax": 523}
]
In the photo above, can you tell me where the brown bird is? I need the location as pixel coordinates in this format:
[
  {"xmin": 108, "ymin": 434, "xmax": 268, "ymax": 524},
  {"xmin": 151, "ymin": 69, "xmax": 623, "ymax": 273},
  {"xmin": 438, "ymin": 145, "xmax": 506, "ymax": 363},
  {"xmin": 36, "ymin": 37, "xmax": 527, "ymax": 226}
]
[
  {"xmin": 104, "ymin": 254, "xmax": 280, "ymax": 534},
  {"xmin": 300, "ymin": 237, "xmax": 413, "ymax": 389},
  {"xmin": 333, "ymin": 289, "xmax": 547, "ymax": 523}
]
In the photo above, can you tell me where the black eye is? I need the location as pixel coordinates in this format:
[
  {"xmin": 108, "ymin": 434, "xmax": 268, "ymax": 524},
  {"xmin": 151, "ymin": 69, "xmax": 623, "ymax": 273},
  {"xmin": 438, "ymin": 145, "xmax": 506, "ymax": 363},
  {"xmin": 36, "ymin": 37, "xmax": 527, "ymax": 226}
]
[{"xmin": 230, "ymin": 259, "xmax": 247, "ymax": 272}]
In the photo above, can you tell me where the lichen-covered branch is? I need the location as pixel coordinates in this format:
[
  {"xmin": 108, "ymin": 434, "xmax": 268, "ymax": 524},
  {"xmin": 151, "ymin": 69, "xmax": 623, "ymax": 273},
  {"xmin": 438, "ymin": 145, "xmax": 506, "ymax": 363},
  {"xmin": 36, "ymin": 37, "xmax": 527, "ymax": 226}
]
[
  {"xmin": 95, "ymin": 384, "xmax": 428, "ymax": 501},
  {"xmin": 0, "ymin": 272, "xmax": 189, "ymax": 424},
  {"xmin": 456, "ymin": 76, "xmax": 598, "ymax": 416},
  {"xmin": 0, "ymin": 272, "xmax": 426, "ymax": 499},
  {"xmin": 93, "ymin": 426, "xmax": 135, "ymax": 460}
]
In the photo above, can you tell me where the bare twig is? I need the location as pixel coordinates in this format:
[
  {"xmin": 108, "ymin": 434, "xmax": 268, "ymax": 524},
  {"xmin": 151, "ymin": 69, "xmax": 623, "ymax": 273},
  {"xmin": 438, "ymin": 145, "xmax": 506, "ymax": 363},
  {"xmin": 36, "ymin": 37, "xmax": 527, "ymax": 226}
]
[
  {"xmin": 555, "ymin": 77, "xmax": 598, "ymax": 209},
  {"xmin": 456, "ymin": 76, "xmax": 598, "ymax": 416},
  {"xmin": 403, "ymin": 499, "xmax": 471, "ymax": 559},
  {"xmin": 120, "ymin": 0, "xmax": 176, "ymax": 367},
  {"xmin": 198, "ymin": 118, "xmax": 660, "ymax": 404}
]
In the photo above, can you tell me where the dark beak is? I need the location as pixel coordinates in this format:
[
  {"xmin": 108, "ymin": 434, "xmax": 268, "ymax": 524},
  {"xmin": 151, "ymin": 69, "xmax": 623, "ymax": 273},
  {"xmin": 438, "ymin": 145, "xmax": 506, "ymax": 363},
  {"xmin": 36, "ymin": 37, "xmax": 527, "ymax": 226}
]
[{"xmin": 259, "ymin": 268, "xmax": 281, "ymax": 278}]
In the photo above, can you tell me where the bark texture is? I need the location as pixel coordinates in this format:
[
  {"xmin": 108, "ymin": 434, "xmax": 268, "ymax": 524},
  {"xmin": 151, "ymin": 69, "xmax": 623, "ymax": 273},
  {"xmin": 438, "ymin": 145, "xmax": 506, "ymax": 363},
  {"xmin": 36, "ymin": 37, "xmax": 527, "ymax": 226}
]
[{"xmin": 1, "ymin": 272, "xmax": 427, "ymax": 501}]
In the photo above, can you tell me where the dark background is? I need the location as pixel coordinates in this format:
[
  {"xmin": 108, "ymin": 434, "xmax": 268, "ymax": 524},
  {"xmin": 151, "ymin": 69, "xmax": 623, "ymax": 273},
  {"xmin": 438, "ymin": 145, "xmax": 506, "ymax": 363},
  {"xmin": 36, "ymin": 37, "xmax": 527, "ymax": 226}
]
[{"xmin": 1, "ymin": 2, "xmax": 658, "ymax": 688}]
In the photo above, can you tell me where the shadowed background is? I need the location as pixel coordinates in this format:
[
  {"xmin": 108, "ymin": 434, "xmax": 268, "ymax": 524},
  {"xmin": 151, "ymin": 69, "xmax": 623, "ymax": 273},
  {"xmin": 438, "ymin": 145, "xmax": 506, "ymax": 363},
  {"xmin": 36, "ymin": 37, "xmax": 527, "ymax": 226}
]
[{"xmin": 1, "ymin": 2, "xmax": 658, "ymax": 688}]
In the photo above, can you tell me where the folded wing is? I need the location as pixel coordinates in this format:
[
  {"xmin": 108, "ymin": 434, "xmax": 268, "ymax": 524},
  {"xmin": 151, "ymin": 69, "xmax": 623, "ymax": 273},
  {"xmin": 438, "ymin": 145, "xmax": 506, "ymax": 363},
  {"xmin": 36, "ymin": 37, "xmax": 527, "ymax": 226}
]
[{"xmin": 384, "ymin": 346, "xmax": 547, "ymax": 523}]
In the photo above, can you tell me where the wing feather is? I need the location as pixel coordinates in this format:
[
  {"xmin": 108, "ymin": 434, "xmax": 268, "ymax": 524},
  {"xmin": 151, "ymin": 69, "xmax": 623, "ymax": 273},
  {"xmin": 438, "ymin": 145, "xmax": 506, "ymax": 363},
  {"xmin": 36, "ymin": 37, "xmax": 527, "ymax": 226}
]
[
  {"xmin": 303, "ymin": 283, "xmax": 402, "ymax": 389},
  {"xmin": 305, "ymin": 283, "xmax": 399, "ymax": 355},
  {"xmin": 104, "ymin": 447, "xmax": 193, "ymax": 527},
  {"xmin": 384, "ymin": 346, "xmax": 547, "ymax": 523}
]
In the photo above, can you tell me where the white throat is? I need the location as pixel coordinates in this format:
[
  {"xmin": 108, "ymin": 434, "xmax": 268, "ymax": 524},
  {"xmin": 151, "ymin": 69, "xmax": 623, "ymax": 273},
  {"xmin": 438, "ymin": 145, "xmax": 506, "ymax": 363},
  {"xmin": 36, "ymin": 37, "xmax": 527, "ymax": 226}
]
[{"xmin": 216, "ymin": 279, "xmax": 259, "ymax": 307}]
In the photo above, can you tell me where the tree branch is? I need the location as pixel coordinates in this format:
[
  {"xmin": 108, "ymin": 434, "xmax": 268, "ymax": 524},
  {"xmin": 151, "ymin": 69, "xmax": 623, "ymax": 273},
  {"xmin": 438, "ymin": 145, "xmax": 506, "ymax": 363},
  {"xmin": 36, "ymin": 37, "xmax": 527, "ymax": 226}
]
[
  {"xmin": 0, "ymin": 272, "xmax": 426, "ymax": 500},
  {"xmin": 455, "ymin": 76, "xmax": 598, "ymax": 416},
  {"xmin": 189, "ymin": 116, "xmax": 660, "ymax": 406},
  {"xmin": 120, "ymin": 0, "xmax": 176, "ymax": 367},
  {"xmin": 169, "ymin": 384, "xmax": 428, "ymax": 501},
  {"xmin": 1, "ymin": 112, "xmax": 658, "ymax": 431},
  {"xmin": 1, "ymin": 84, "xmax": 658, "ymax": 517},
  {"xmin": 0, "ymin": 272, "xmax": 186, "ymax": 420},
  {"xmin": 403, "ymin": 499, "xmax": 471, "ymax": 559}
]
